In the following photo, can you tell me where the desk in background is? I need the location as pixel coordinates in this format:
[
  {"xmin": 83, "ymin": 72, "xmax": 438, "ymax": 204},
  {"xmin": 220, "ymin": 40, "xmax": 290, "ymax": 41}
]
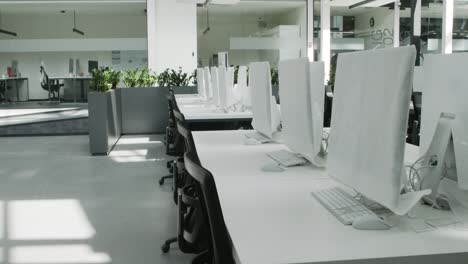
[
  {"xmin": 50, "ymin": 76, "xmax": 93, "ymax": 103},
  {"xmin": 0, "ymin": 77, "xmax": 29, "ymax": 102},
  {"xmin": 193, "ymin": 130, "xmax": 468, "ymax": 264},
  {"xmin": 176, "ymin": 94, "xmax": 253, "ymax": 130}
]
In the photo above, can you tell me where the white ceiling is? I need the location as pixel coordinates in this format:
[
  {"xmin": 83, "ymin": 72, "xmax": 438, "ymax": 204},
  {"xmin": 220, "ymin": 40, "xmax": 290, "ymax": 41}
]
[
  {"xmin": 197, "ymin": 0, "xmax": 305, "ymax": 17},
  {"xmin": 0, "ymin": 1, "xmax": 146, "ymax": 15}
]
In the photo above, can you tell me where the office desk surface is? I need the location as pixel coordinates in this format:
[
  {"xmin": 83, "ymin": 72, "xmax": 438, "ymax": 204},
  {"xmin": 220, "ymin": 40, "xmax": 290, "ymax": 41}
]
[
  {"xmin": 176, "ymin": 96, "xmax": 252, "ymax": 121},
  {"xmin": 49, "ymin": 76, "xmax": 93, "ymax": 80},
  {"xmin": 0, "ymin": 77, "xmax": 28, "ymax": 81},
  {"xmin": 193, "ymin": 130, "xmax": 468, "ymax": 264}
]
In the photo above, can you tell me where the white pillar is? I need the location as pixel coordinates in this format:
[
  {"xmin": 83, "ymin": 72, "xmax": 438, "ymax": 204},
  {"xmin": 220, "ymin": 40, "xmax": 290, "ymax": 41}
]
[
  {"xmin": 146, "ymin": 0, "xmax": 197, "ymax": 73},
  {"xmin": 307, "ymin": 0, "xmax": 314, "ymax": 61},
  {"xmin": 414, "ymin": 0, "xmax": 421, "ymax": 37},
  {"xmin": 442, "ymin": 0, "xmax": 454, "ymax": 54},
  {"xmin": 320, "ymin": 0, "xmax": 331, "ymax": 82},
  {"xmin": 146, "ymin": 0, "xmax": 157, "ymax": 70},
  {"xmin": 393, "ymin": 1, "xmax": 400, "ymax": 47}
]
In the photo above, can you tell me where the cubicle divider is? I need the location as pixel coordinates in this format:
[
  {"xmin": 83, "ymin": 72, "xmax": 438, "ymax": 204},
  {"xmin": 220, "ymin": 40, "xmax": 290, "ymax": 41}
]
[{"xmin": 88, "ymin": 86, "xmax": 197, "ymax": 155}]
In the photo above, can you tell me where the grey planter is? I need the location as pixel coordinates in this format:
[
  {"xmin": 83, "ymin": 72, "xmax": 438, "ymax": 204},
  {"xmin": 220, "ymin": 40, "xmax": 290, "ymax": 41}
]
[
  {"xmin": 88, "ymin": 90, "xmax": 122, "ymax": 155},
  {"xmin": 119, "ymin": 86, "xmax": 197, "ymax": 134},
  {"xmin": 119, "ymin": 87, "xmax": 169, "ymax": 134}
]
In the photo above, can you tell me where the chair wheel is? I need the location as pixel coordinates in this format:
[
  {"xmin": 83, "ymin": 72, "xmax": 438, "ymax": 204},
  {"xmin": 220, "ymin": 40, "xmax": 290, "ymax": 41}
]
[
  {"xmin": 161, "ymin": 243, "xmax": 170, "ymax": 253},
  {"xmin": 158, "ymin": 178, "xmax": 165, "ymax": 186}
]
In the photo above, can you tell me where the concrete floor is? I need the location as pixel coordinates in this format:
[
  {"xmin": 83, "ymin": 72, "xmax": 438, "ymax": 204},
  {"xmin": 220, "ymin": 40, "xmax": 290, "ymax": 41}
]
[{"xmin": 0, "ymin": 134, "xmax": 194, "ymax": 264}]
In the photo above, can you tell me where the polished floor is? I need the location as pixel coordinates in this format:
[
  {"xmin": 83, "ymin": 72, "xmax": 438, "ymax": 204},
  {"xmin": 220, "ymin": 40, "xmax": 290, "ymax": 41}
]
[{"xmin": 0, "ymin": 134, "xmax": 194, "ymax": 264}]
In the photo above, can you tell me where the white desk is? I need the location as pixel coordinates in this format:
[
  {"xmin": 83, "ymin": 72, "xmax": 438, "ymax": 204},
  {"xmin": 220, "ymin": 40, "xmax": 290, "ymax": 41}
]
[
  {"xmin": 175, "ymin": 95, "xmax": 252, "ymax": 122},
  {"xmin": 50, "ymin": 76, "xmax": 92, "ymax": 103},
  {"xmin": 193, "ymin": 130, "xmax": 468, "ymax": 264},
  {"xmin": 0, "ymin": 77, "xmax": 29, "ymax": 102}
]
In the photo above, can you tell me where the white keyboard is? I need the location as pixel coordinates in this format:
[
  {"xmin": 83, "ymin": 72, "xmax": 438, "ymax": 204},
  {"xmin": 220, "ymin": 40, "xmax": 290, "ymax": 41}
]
[
  {"xmin": 266, "ymin": 149, "xmax": 307, "ymax": 167},
  {"xmin": 311, "ymin": 187, "xmax": 378, "ymax": 225},
  {"xmin": 245, "ymin": 132, "xmax": 272, "ymax": 144}
]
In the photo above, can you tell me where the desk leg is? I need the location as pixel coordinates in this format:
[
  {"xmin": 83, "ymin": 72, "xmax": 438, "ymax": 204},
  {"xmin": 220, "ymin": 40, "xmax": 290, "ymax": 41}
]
[
  {"xmin": 16, "ymin": 79, "xmax": 20, "ymax": 103},
  {"xmin": 80, "ymin": 80, "xmax": 85, "ymax": 102},
  {"xmin": 27, "ymin": 79, "xmax": 30, "ymax": 101},
  {"xmin": 48, "ymin": 79, "xmax": 51, "ymax": 101},
  {"xmin": 73, "ymin": 79, "xmax": 77, "ymax": 103}
]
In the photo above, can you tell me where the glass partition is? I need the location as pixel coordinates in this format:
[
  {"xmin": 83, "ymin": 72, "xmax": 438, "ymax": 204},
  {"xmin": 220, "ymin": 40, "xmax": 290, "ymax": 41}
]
[{"xmin": 0, "ymin": 2, "xmax": 147, "ymax": 102}]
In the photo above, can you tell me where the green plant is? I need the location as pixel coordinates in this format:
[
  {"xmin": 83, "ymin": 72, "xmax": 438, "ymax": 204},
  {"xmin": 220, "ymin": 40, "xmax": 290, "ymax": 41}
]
[
  {"xmin": 157, "ymin": 67, "xmax": 193, "ymax": 87},
  {"xmin": 157, "ymin": 69, "xmax": 171, "ymax": 87},
  {"xmin": 90, "ymin": 68, "xmax": 113, "ymax": 92},
  {"xmin": 137, "ymin": 68, "xmax": 158, "ymax": 87},
  {"xmin": 108, "ymin": 68, "xmax": 121, "ymax": 89},
  {"xmin": 191, "ymin": 69, "xmax": 197, "ymax": 85},
  {"xmin": 123, "ymin": 69, "xmax": 157, "ymax": 88},
  {"xmin": 123, "ymin": 69, "xmax": 139, "ymax": 88}
]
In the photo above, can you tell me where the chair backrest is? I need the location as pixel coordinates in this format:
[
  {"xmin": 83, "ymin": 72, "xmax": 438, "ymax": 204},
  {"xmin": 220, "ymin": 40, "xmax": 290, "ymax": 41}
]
[
  {"xmin": 176, "ymin": 118, "xmax": 200, "ymax": 165},
  {"xmin": 40, "ymin": 66, "xmax": 49, "ymax": 90},
  {"xmin": 184, "ymin": 151, "xmax": 235, "ymax": 264}
]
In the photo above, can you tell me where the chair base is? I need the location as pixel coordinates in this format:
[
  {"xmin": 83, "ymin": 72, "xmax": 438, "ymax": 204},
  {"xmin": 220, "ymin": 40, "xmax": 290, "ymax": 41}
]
[
  {"xmin": 161, "ymin": 237, "xmax": 177, "ymax": 253},
  {"xmin": 158, "ymin": 174, "xmax": 173, "ymax": 186}
]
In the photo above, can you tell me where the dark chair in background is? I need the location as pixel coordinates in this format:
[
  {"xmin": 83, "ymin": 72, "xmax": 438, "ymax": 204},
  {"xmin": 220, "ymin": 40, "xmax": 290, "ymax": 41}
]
[{"xmin": 40, "ymin": 66, "xmax": 63, "ymax": 100}]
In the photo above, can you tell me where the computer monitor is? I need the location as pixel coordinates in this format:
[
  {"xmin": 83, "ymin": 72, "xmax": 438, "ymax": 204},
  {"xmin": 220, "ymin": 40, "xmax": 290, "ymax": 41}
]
[
  {"xmin": 279, "ymin": 58, "xmax": 325, "ymax": 167},
  {"xmin": 327, "ymin": 46, "xmax": 429, "ymax": 215},
  {"xmin": 196, "ymin": 68, "xmax": 206, "ymax": 99},
  {"xmin": 237, "ymin": 66, "xmax": 251, "ymax": 108},
  {"xmin": 210, "ymin": 67, "xmax": 220, "ymax": 106},
  {"xmin": 226, "ymin": 67, "xmax": 236, "ymax": 107},
  {"xmin": 249, "ymin": 61, "xmax": 281, "ymax": 139},
  {"xmin": 203, "ymin": 67, "xmax": 213, "ymax": 99},
  {"xmin": 419, "ymin": 53, "xmax": 468, "ymax": 201},
  {"xmin": 218, "ymin": 66, "xmax": 228, "ymax": 109}
]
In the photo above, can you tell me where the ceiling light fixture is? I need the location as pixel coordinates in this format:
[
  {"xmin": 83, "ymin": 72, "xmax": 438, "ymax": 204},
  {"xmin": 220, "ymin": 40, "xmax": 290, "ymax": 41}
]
[
  {"xmin": 72, "ymin": 11, "xmax": 85, "ymax": 36},
  {"xmin": 203, "ymin": 7, "xmax": 211, "ymax": 35},
  {"xmin": 349, "ymin": 0, "xmax": 378, "ymax": 9},
  {"xmin": 0, "ymin": 10, "xmax": 17, "ymax": 37}
]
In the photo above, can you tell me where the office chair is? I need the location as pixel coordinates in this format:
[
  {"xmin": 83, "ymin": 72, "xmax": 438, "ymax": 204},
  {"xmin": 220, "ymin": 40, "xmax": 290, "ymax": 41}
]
[
  {"xmin": 159, "ymin": 90, "xmax": 184, "ymax": 187},
  {"xmin": 40, "ymin": 66, "xmax": 63, "ymax": 100},
  {"xmin": 161, "ymin": 112, "xmax": 210, "ymax": 257},
  {"xmin": 0, "ymin": 81, "xmax": 7, "ymax": 103},
  {"xmin": 184, "ymin": 150, "xmax": 235, "ymax": 264}
]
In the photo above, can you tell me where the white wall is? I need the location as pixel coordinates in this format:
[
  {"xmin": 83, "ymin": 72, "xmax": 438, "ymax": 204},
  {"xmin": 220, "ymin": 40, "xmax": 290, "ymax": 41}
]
[
  {"xmin": 0, "ymin": 14, "xmax": 146, "ymax": 40},
  {"xmin": 274, "ymin": 6, "xmax": 307, "ymax": 58},
  {"xmin": 197, "ymin": 6, "xmax": 307, "ymax": 69},
  {"xmin": 197, "ymin": 13, "xmax": 263, "ymax": 67},
  {"xmin": 147, "ymin": 0, "xmax": 197, "ymax": 73},
  {"xmin": 355, "ymin": 8, "xmax": 394, "ymax": 50}
]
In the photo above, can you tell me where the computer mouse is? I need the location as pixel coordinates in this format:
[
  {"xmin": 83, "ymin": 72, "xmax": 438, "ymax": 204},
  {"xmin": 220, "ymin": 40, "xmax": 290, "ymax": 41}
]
[
  {"xmin": 261, "ymin": 164, "xmax": 285, "ymax": 172},
  {"xmin": 244, "ymin": 138, "xmax": 261, "ymax": 145},
  {"xmin": 352, "ymin": 215, "xmax": 391, "ymax": 230}
]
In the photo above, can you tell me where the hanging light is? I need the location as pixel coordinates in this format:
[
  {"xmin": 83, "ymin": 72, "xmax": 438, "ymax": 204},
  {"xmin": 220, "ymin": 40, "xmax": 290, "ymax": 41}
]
[
  {"xmin": 0, "ymin": 10, "xmax": 17, "ymax": 37},
  {"xmin": 73, "ymin": 11, "xmax": 85, "ymax": 36}
]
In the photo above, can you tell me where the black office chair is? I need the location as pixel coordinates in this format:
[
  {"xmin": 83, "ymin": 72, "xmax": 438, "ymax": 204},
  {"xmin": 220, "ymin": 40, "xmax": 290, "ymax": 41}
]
[
  {"xmin": 40, "ymin": 66, "xmax": 63, "ymax": 100},
  {"xmin": 184, "ymin": 150, "xmax": 235, "ymax": 264},
  {"xmin": 0, "ymin": 81, "xmax": 7, "ymax": 103},
  {"xmin": 159, "ymin": 90, "xmax": 184, "ymax": 186},
  {"xmin": 161, "ymin": 112, "xmax": 210, "ymax": 257}
]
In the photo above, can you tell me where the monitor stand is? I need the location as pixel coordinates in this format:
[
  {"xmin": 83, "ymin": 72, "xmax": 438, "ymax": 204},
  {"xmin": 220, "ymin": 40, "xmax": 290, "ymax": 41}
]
[{"xmin": 419, "ymin": 112, "xmax": 457, "ymax": 210}]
